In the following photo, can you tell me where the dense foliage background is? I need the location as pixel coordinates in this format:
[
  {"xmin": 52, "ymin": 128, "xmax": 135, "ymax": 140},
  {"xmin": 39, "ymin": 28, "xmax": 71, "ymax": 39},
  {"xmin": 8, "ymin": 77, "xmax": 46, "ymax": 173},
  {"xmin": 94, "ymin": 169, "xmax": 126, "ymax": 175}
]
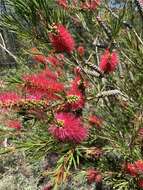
[{"xmin": 0, "ymin": 0, "xmax": 143, "ymax": 189}]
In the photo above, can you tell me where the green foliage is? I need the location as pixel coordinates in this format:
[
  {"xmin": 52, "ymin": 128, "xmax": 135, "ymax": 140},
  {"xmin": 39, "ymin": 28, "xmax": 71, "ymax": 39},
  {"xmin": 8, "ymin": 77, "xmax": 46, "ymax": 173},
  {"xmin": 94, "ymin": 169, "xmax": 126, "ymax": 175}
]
[
  {"xmin": 0, "ymin": 0, "xmax": 67, "ymax": 46},
  {"xmin": 0, "ymin": 0, "xmax": 143, "ymax": 189}
]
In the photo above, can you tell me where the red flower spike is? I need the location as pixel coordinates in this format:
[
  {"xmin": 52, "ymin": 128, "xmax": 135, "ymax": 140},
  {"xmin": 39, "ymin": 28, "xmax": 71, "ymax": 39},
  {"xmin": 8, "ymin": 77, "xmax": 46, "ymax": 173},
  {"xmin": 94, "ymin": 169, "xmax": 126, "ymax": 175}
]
[
  {"xmin": 46, "ymin": 56, "xmax": 59, "ymax": 66},
  {"xmin": 49, "ymin": 24, "xmax": 75, "ymax": 54},
  {"xmin": 77, "ymin": 46, "xmax": 85, "ymax": 57},
  {"xmin": 0, "ymin": 92, "xmax": 21, "ymax": 107},
  {"xmin": 23, "ymin": 70, "xmax": 64, "ymax": 102},
  {"xmin": 56, "ymin": 0, "xmax": 68, "ymax": 8},
  {"xmin": 71, "ymin": 76, "xmax": 82, "ymax": 88},
  {"xmin": 39, "ymin": 69, "xmax": 58, "ymax": 81},
  {"xmin": 25, "ymin": 91, "xmax": 44, "ymax": 101},
  {"xmin": 46, "ymin": 54, "xmax": 64, "ymax": 68},
  {"xmin": 71, "ymin": 76, "xmax": 88, "ymax": 97},
  {"xmin": 66, "ymin": 88, "xmax": 85, "ymax": 110},
  {"xmin": 7, "ymin": 120, "xmax": 22, "ymax": 130},
  {"xmin": 138, "ymin": 179, "xmax": 143, "ymax": 188},
  {"xmin": 99, "ymin": 49, "xmax": 119, "ymax": 73},
  {"xmin": 49, "ymin": 113, "xmax": 88, "ymax": 143},
  {"xmin": 135, "ymin": 160, "xmax": 143, "ymax": 174},
  {"xmin": 87, "ymin": 168, "xmax": 102, "ymax": 184},
  {"xmin": 71, "ymin": 76, "xmax": 85, "ymax": 90},
  {"xmin": 89, "ymin": 115, "xmax": 103, "ymax": 129},
  {"xmin": 81, "ymin": 0, "xmax": 101, "ymax": 10},
  {"xmin": 32, "ymin": 55, "xmax": 47, "ymax": 64},
  {"xmin": 23, "ymin": 73, "xmax": 64, "ymax": 93},
  {"xmin": 124, "ymin": 160, "xmax": 143, "ymax": 179},
  {"xmin": 25, "ymin": 86, "xmax": 60, "ymax": 102},
  {"xmin": 95, "ymin": 174, "xmax": 102, "ymax": 183},
  {"xmin": 87, "ymin": 168, "xmax": 97, "ymax": 184},
  {"xmin": 126, "ymin": 163, "xmax": 138, "ymax": 177}
]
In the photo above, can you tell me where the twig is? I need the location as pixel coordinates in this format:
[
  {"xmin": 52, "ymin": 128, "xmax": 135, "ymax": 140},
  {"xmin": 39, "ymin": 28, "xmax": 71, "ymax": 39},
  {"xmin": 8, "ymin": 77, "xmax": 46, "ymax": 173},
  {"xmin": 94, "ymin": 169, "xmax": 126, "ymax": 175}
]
[
  {"xmin": 88, "ymin": 89, "xmax": 128, "ymax": 101},
  {"xmin": 133, "ymin": 29, "xmax": 143, "ymax": 46},
  {"xmin": 96, "ymin": 90, "xmax": 124, "ymax": 98},
  {"xmin": 0, "ymin": 33, "xmax": 17, "ymax": 62},
  {"xmin": 0, "ymin": 33, "xmax": 6, "ymax": 48}
]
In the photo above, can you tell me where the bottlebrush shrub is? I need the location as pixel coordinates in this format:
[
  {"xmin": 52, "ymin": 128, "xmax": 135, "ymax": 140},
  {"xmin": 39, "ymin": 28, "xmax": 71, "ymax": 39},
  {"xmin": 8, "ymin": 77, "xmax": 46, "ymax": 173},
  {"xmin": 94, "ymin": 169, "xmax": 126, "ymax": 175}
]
[
  {"xmin": 49, "ymin": 112, "xmax": 88, "ymax": 143},
  {"xmin": 6, "ymin": 119, "xmax": 22, "ymax": 130},
  {"xmin": 124, "ymin": 160, "xmax": 143, "ymax": 188},
  {"xmin": 99, "ymin": 49, "xmax": 119, "ymax": 73},
  {"xmin": 49, "ymin": 24, "xmax": 75, "ymax": 54},
  {"xmin": 86, "ymin": 168, "xmax": 102, "ymax": 184},
  {"xmin": 77, "ymin": 45, "xmax": 85, "ymax": 57},
  {"xmin": 0, "ymin": 0, "xmax": 143, "ymax": 190}
]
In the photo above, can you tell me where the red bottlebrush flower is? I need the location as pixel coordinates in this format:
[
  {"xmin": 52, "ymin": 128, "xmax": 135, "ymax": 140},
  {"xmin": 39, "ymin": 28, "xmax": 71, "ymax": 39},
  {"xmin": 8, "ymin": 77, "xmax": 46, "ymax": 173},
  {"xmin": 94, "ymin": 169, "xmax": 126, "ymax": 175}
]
[
  {"xmin": 49, "ymin": 24, "xmax": 75, "ymax": 54},
  {"xmin": 49, "ymin": 113, "xmax": 88, "ymax": 143},
  {"xmin": 81, "ymin": 0, "xmax": 101, "ymax": 10},
  {"xmin": 23, "ymin": 73, "xmax": 64, "ymax": 93},
  {"xmin": 46, "ymin": 54, "xmax": 64, "ymax": 68},
  {"xmin": 71, "ymin": 76, "xmax": 87, "ymax": 92},
  {"xmin": 124, "ymin": 160, "xmax": 143, "ymax": 178},
  {"xmin": 7, "ymin": 120, "xmax": 22, "ymax": 130},
  {"xmin": 135, "ymin": 160, "xmax": 143, "ymax": 174},
  {"xmin": 25, "ymin": 86, "xmax": 60, "ymax": 102},
  {"xmin": 56, "ymin": 0, "xmax": 68, "ymax": 8},
  {"xmin": 25, "ymin": 92, "xmax": 43, "ymax": 101},
  {"xmin": 99, "ymin": 49, "xmax": 119, "ymax": 73},
  {"xmin": 95, "ymin": 174, "xmax": 102, "ymax": 183},
  {"xmin": 39, "ymin": 69, "xmax": 58, "ymax": 81},
  {"xmin": 89, "ymin": 115, "xmax": 103, "ymax": 129},
  {"xmin": 32, "ymin": 55, "xmax": 47, "ymax": 64},
  {"xmin": 0, "ymin": 92, "xmax": 21, "ymax": 107},
  {"xmin": 46, "ymin": 56, "xmax": 60, "ymax": 66},
  {"xmin": 77, "ymin": 46, "xmax": 85, "ymax": 57},
  {"xmin": 87, "ymin": 168, "xmax": 102, "ymax": 184},
  {"xmin": 71, "ymin": 76, "xmax": 82, "ymax": 89},
  {"xmin": 23, "ymin": 70, "xmax": 64, "ymax": 102},
  {"xmin": 126, "ymin": 163, "xmax": 137, "ymax": 177},
  {"xmin": 66, "ymin": 88, "xmax": 85, "ymax": 110},
  {"xmin": 138, "ymin": 179, "xmax": 143, "ymax": 188},
  {"xmin": 87, "ymin": 168, "xmax": 97, "ymax": 184}
]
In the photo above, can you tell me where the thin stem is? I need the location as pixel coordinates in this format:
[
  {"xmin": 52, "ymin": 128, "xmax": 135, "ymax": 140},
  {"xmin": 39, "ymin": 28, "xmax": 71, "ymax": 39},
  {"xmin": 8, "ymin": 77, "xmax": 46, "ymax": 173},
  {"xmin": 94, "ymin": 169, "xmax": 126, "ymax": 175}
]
[
  {"xmin": 0, "ymin": 33, "xmax": 6, "ymax": 48},
  {"xmin": 0, "ymin": 33, "xmax": 17, "ymax": 62},
  {"xmin": 133, "ymin": 29, "xmax": 143, "ymax": 46}
]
